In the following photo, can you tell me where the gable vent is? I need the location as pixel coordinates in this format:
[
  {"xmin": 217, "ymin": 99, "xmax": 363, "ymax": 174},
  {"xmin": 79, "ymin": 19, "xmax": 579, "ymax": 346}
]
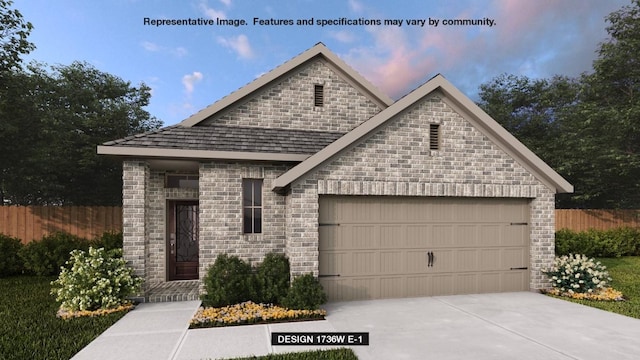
[
  {"xmin": 314, "ymin": 85, "xmax": 324, "ymax": 107},
  {"xmin": 429, "ymin": 124, "xmax": 440, "ymax": 150}
]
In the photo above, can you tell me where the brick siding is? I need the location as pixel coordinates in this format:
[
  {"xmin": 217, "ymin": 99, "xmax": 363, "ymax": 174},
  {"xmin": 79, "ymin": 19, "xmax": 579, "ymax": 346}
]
[{"xmin": 201, "ymin": 59, "xmax": 382, "ymax": 132}]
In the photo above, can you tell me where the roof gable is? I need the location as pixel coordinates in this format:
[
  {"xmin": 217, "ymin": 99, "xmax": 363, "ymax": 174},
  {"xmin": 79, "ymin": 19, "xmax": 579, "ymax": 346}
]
[
  {"xmin": 179, "ymin": 42, "xmax": 393, "ymax": 127},
  {"xmin": 272, "ymin": 74, "xmax": 574, "ymax": 194}
]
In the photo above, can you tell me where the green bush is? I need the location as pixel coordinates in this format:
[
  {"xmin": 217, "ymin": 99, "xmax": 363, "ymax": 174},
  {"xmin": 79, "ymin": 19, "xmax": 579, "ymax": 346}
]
[
  {"xmin": 18, "ymin": 232, "xmax": 89, "ymax": 276},
  {"xmin": 542, "ymin": 254, "xmax": 612, "ymax": 294},
  {"xmin": 50, "ymin": 247, "xmax": 143, "ymax": 311},
  {"xmin": 255, "ymin": 253, "xmax": 290, "ymax": 304},
  {"xmin": 92, "ymin": 231, "xmax": 123, "ymax": 251},
  {"xmin": 202, "ymin": 254, "xmax": 257, "ymax": 307},
  {"xmin": 555, "ymin": 227, "xmax": 640, "ymax": 258},
  {"xmin": 0, "ymin": 234, "xmax": 24, "ymax": 277},
  {"xmin": 282, "ymin": 273, "xmax": 327, "ymax": 310}
]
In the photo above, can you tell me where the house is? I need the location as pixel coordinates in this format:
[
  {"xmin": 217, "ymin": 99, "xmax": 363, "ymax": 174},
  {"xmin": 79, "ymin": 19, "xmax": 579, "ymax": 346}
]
[{"xmin": 98, "ymin": 43, "xmax": 573, "ymax": 302}]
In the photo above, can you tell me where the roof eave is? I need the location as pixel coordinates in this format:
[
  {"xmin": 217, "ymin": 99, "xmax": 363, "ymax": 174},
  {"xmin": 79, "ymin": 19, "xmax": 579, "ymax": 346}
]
[{"xmin": 96, "ymin": 145, "xmax": 309, "ymax": 162}]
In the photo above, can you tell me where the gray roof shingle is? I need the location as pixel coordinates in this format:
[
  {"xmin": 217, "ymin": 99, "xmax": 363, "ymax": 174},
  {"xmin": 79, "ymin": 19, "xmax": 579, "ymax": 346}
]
[{"xmin": 102, "ymin": 125, "xmax": 345, "ymax": 155}]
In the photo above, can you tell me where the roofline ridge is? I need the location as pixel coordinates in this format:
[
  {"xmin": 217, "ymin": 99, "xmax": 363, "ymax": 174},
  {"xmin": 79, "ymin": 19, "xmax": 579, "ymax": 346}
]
[{"xmin": 179, "ymin": 43, "xmax": 392, "ymax": 127}]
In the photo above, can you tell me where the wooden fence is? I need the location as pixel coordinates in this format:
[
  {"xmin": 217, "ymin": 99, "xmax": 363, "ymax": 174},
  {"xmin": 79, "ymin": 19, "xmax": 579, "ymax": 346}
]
[
  {"xmin": 0, "ymin": 206, "xmax": 122, "ymax": 244},
  {"xmin": 555, "ymin": 209, "xmax": 640, "ymax": 232},
  {"xmin": 1, "ymin": 206, "xmax": 638, "ymax": 243}
]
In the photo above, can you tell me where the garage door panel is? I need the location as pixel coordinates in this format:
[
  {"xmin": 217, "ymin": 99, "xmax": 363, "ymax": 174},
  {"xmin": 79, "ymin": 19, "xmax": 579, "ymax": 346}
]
[
  {"xmin": 503, "ymin": 226, "xmax": 528, "ymax": 246},
  {"xmin": 456, "ymin": 249, "xmax": 479, "ymax": 272},
  {"xmin": 380, "ymin": 251, "xmax": 404, "ymax": 274},
  {"xmin": 352, "ymin": 278, "xmax": 377, "ymax": 300},
  {"xmin": 352, "ymin": 251, "xmax": 378, "ymax": 275},
  {"xmin": 479, "ymin": 225, "xmax": 501, "ymax": 246},
  {"xmin": 479, "ymin": 273, "xmax": 501, "ymax": 293},
  {"xmin": 319, "ymin": 196, "xmax": 530, "ymax": 302},
  {"xmin": 432, "ymin": 225, "xmax": 453, "ymax": 248},
  {"xmin": 406, "ymin": 276, "xmax": 431, "ymax": 297},
  {"xmin": 454, "ymin": 225, "xmax": 478, "ymax": 247},
  {"xmin": 406, "ymin": 250, "xmax": 429, "ymax": 273},
  {"xmin": 503, "ymin": 271, "xmax": 528, "ymax": 291},
  {"xmin": 432, "ymin": 275, "xmax": 454, "ymax": 296},
  {"xmin": 502, "ymin": 248, "xmax": 528, "ymax": 269},
  {"xmin": 431, "ymin": 250, "xmax": 454, "ymax": 272},
  {"xmin": 480, "ymin": 249, "xmax": 501, "ymax": 271},
  {"xmin": 319, "ymin": 251, "xmax": 350, "ymax": 276},
  {"xmin": 406, "ymin": 225, "xmax": 431, "ymax": 248},
  {"xmin": 455, "ymin": 273, "xmax": 479, "ymax": 294},
  {"xmin": 380, "ymin": 277, "xmax": 405, "ymax": 298},
  {"xmin": 380, "ymin": 225, "xmax": 404, "ymax": 248},
  {"xmin": 348, "ymin": 225, "xmax": 378, "ymax": 250}
]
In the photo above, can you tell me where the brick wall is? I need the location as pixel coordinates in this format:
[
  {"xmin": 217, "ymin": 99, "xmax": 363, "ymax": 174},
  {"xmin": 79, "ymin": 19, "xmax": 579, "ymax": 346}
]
[
  {"xmin": 122, "ymin": 161, "xmax": 148, "ymax": 282},
  {"xmin": 201, "ymin": 59, "xmax": 382, "ymax": 132},
  {"xmin": 303, "ymin": 94, "xmax": 556, "ymax": 290},
  {"xmin": 198, "ymin": 162, "xmax": 290, "ymax": 280}
]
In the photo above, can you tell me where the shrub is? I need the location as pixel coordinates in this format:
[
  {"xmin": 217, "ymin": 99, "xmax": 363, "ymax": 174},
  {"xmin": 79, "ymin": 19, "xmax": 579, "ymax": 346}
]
[
  {"xmin": 202, "ymin": 254, "xmax": 257, "ymax": 307},
  {"xmin": 255, "ymin": 253, "xmax": 290, "ymax": 304},
  {"xmin": 282, "ymin": 273, "xmax": 327, "ymax": 310},
  {"xmin": 0, "ymin": 234, "xmax": 24, "ymax": 277},
  {"xmin": 19, "ymin": 232, "xmax": 89, "ymax": 276},
  {"xmin": 555, "ymin": 227, "xmax": 640, "ymax": 258},
  {"xmin": 542, "ymin": 254, "xmax": 612, "ymax": 294},
  {"xmin": 92, "ymin": 231, "xmax": 123, "ymax": 251},
  {"xmin": 50, "ymin": 247, "xmax": 143, "ymax": 311}
]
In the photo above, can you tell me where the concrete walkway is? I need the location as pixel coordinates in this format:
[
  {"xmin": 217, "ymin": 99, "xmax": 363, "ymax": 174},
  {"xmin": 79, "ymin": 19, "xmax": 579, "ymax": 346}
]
[{"xmin": 72, "ymin": 292, "xmax": 640, "ymax": 360}]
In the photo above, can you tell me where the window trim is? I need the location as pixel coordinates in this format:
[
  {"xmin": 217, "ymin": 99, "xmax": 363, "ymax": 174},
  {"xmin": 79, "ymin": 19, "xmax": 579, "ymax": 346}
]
[{"xmin": 242, "ymin": 179, "xmax": 263, "ymax": 234}]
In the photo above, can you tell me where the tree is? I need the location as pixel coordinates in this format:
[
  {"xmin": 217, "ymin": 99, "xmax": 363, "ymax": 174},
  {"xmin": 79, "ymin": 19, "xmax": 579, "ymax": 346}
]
[
  {"xmin": 1, "ymin": 62, "xmax": 162, "ymax": 205},
  {"xmin": 477, "ymin": 74, "xmax": 580, "ymax": 166},
  {"xmin": 478, "ymin": 1, "xmax": 640, "ymax": 209},
  {"xmin": 557, "ymin": 0, "xmax": 640, "ymax": 208},
  {"xmin": 0, "ymin": 0, "xmax": 34, "ymax": 72}
]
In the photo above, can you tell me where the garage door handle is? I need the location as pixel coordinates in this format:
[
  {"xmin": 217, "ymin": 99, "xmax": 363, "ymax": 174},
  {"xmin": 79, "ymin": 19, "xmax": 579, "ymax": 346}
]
[
  {"xmin": 510, "ymin": 267, "xmax": 528, "ymax": 270},
  {"xmin": 427, "ymin": 251, "xmax": 434, "ymax": 267},
  {"xmin": 318, "ymin": 274, "xmax": 340, "ymax": 278}
]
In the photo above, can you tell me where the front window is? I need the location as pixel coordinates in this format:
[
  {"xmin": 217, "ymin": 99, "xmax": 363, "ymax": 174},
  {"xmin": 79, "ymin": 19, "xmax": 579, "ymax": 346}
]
[{"xmin": 242, "ymin": 179, "xmax": 262, "ymax": 234}]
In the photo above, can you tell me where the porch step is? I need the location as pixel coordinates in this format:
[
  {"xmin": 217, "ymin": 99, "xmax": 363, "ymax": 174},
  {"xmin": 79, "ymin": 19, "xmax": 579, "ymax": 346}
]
[{"xmin": 145, "ymin": 280, "xmax": 201, "ymax": 303}]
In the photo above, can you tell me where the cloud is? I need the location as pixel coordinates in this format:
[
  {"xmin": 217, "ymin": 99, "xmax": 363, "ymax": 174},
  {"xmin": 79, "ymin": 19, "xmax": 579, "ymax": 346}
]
[
  {"xmin": 217, "ymin": 34, "xmax": 254, "ymax": 59},
  {"xmin": 348, "ymin": 0, "xmax": 363, "ymax": 13},
  {"xmin": 172, "ymin": 47, "xmax": 188, "ymax": 58},
  {"xmin": 329, "ymin": 30, "xmax": 356, "ymax": 44},
  {"xmin": 199, "ymin": 0, "xmax": 226, "ymax": 19},
  {"xmin": 141, "ymin": 41, "xmax": 161, "ymax": 52},
  {"xmin": 141, "ymin": 41, "xmax": 188, "ymax": 58},
  {"xmin": 182, "ymin": 71, "xmax": 203, "ymax": 95},
  {"xmin": 341, "ymin": 0, "xmax": 626, "ymax": 100},
  {"xmin": 219, "ymin": 0, "xmax": 231, "ymax": 6}
]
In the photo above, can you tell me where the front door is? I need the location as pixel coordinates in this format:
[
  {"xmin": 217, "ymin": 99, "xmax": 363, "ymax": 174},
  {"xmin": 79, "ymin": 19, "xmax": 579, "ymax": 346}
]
[{"xmin": 167, "ymin": 201, "xmax": 199, "ymax": 280}]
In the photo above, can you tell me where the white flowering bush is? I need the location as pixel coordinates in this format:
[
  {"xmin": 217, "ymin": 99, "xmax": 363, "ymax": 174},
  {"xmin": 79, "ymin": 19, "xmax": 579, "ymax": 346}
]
[
  {"xmin": 542, "ymin": 254, "xmax": 612, "ymax": 294},
  {"xmin": 51, "ymin": 247, "xmax": 142, "ymax": 312}
]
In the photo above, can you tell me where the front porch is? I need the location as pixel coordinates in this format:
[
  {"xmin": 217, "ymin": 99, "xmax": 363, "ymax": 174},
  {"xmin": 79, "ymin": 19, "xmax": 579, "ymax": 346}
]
[{"xmin": 144, "ymin": 281, "xmax": 200, "ymax": 303}]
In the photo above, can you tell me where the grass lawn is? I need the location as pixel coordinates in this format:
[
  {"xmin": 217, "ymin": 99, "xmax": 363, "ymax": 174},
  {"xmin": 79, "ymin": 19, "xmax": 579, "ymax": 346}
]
[
  {"xmin": 550, "ymin": 256, "xmax": 640, "ymax": 319},
  {"xmin": 227, "ymin": 348, "xmax": 358, "ymax": 360},
  {"xmin": 0, "ymin": 276, "xmax": 126, "ymax": 360}
]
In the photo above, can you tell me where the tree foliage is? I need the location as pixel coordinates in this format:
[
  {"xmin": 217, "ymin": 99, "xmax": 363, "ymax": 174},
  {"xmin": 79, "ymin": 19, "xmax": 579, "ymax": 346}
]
[
  {"xmin": 0, "ymin": 62, "xmax": 161, "ymax": 205},
  {"xmin": 478, "ymin": 0, "xmax": 640, "ymax": 209},
  {"xmin": 0, "ymin": 0, "xmax": 34, "ymax": 72}
]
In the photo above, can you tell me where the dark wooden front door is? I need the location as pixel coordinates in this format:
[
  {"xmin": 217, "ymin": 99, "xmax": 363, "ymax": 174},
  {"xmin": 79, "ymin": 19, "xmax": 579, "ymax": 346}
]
[{"xmin": 167, "ymin": 201, "xmax": 199, "ymax": 280}]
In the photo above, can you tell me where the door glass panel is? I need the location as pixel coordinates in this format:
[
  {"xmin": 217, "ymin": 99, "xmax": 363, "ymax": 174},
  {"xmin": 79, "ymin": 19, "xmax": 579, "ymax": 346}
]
[{"xmin": 176, "ymin": 204, "xmax": 198, "ymax": 262}]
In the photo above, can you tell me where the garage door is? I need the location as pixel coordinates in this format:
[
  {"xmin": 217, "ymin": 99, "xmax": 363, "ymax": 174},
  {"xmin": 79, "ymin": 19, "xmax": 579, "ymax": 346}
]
[{"xmin": 318, "ymin": 196, "xmax": 530, "ymax": 302}]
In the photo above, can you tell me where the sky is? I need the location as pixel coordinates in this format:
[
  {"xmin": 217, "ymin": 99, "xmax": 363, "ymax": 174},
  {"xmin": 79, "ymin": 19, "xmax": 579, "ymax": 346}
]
[{"xmin": 15, "ymin": 0, "xmax": 630, "ymax": 126}]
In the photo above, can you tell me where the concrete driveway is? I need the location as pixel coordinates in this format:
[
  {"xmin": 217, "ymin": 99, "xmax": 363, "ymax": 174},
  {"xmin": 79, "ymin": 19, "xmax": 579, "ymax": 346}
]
[
  {"xmin": 73, "ymin": 292, "xmax": 640, "ymax": 360},
  {"xmin": 325, "ymin": 292, "xmax": 640, "ymax": 360}
]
